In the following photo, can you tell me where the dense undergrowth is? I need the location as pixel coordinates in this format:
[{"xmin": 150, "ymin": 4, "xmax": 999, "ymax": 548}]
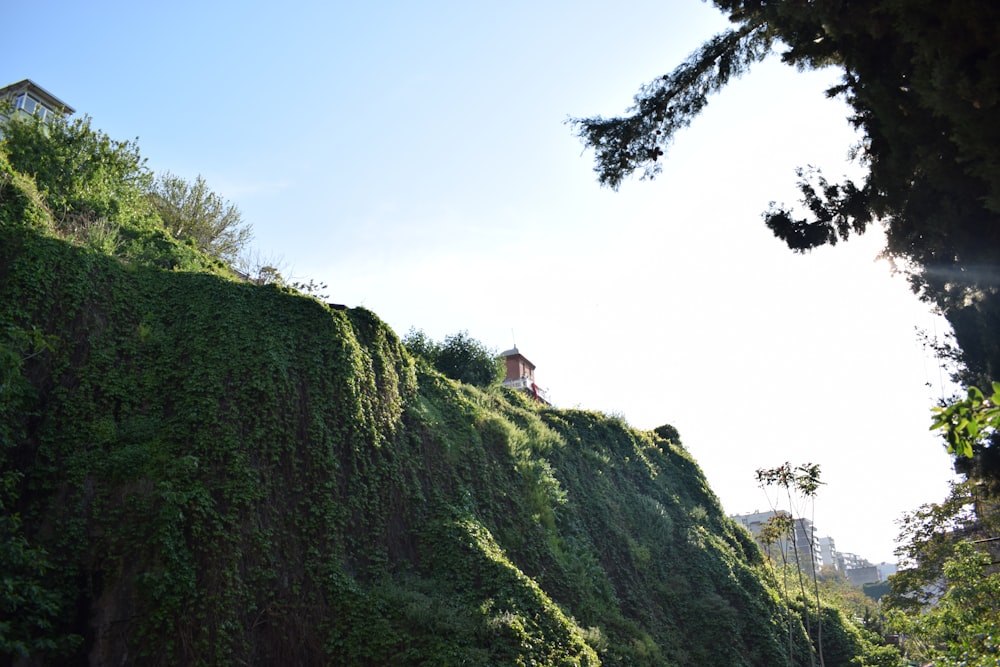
[{"xmin": 0, "ymin": 143, "xmax": 885, "ymax": 665}]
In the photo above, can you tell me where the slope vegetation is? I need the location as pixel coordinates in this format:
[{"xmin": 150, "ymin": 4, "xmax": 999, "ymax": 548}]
[{"xmin": 0, "ymin": 147, "xmax": 869, "ymax": 665}]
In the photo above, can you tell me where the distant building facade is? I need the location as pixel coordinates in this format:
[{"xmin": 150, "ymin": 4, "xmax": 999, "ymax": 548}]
[
  {"xmin": 837, "ymin": 551, "xmax": 873, "ymax": 573},
  {"xmin": 876, "ymin": 562, "xmax": 897, "ymax": 581},
  {"xmin": 734, "ymin": 510, "xmax": 895, "ymax": 584},
  {"xmin": 846, "ymin": 565, "xmax": 880, "ymax": 586},
  {"xmin": 0, "ymin": 79, "xmax": 74, "ymax": 125},
  {"xmin": 500, "ymin": 346, "xmax": 550, "ymax": 405},
  {"xmin": 731, "ymin": 510, "xmax": 821, "ymax": 574},
  {"xmin": 819, "ymin": 536, "xmax": 837, "ymax": 569}
]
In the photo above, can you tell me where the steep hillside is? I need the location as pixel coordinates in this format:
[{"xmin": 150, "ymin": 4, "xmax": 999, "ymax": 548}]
[{"xmin": 0, "ymin": 149, "xmax": 871, "ymax": 665}]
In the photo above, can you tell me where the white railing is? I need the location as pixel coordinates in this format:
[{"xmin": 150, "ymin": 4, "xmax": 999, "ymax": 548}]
[
  {"xmin": 502, "ymin": 377, "xmax": 532, "ymax": 390},
  {"xmin": 502, "ymin": 377, "xmax": 550, "ymax": 404}
]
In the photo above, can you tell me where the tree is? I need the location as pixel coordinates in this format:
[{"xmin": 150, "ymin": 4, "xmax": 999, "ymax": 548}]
[
  {"xmin": 0, "ymin": 113, "xmax": 218, "ymax": 272},
  {"xmin": 148, "ymin": 172, "xmax": 251, "ymax": 264},
  {"xmin": 1, "ymin": 113, "xmax": 151, "ymax": 226},
  {"xmin": 401, "ymin": 328, "xmax": 439, "ymax": 363},
  {"xmin": 886, "ymin": 481, "xmax": 991, "ymax": 612},
  {"xmin": 435, "ymin": 331, "xmax": 504, "ymax": 387},
  {"xmin": 756, "ymin": 462, "xmax": 825, "ymax": 666},
  {"xmin": 652, "ymin": 423, "xmax": 682, "ymax": 447},
  {"xmin": 402, "ymin": 329, "xmax": 504, "ymax": 388},
  {"xmin": 572, "ymin": 1, "xmax": 1000, "ymax": 475},
  {"xmin": 885, "ymin": 481, "xmax": 1000, "ymax": 664},
  {"xmin": 914, "ymin": 542, "xmax": 1000, "ymax": 665},
  {"xmin": 757, "ymin": 511, "xmax": 798, "ymax": 662}
]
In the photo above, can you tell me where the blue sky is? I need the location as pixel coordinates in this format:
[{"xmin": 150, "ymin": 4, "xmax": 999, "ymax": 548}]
[{"xmin": 8, "ymin": 0, "xmax": 958, "ymax": 563}]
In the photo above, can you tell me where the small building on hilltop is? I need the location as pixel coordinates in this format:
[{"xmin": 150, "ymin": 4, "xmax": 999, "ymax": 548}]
[
  {"xmin": 500, "ymin": 346, "xmax": 550, "ymax": 405},
  {"xmin": 0, "ymin": 79, "xmax": 74, "ymax": 124}
]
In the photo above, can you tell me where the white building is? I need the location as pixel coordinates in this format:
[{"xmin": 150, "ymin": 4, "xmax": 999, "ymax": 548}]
[
  {"xmin": 731, "ymin": 510, "xmax": 821, "ymax": 574},
  {"xmin": 0, "ymin": 79, "xmax": 74, "ymax": 124},
  {"xmin": 735, "ymin": 510, "xmax": 893, "ymax": 584},
  {"xmin": 819, "ymin": 536, "xmax": 837, "ymax": 569},
  {"xmin": 838, "ymin": 551, "xmax": 872, "ymax": 572},
  {"xmin": 876, "ymin": 562, "xmax": 897, "ymax": 581}
]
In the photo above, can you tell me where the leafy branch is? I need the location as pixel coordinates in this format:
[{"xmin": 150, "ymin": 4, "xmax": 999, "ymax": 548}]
[
  {"xmin": 571, "ymin": 21, "xmax": 771, "ymax": 189},
  {"xmin": 930, "ymin": 382, "xmax": 1000, "ymax": 458}
]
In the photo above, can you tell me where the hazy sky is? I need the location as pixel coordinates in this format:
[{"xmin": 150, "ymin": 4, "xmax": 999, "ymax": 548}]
[{"xmin": 8, "ymin": 0, "xmax": 959, "ymax": 563}]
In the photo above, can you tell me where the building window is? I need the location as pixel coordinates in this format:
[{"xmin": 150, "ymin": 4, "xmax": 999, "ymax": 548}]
[
  {"xmin": 14, "ymin": 93, "xmax": 32, "ymax": 113},
  {"xmin": 13, "ymin": 93, "xmax": 50, "ymax": 119}
]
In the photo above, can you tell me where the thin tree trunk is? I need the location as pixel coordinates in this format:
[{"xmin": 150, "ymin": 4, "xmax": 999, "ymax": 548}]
[
  {"xmin": 810, "ymin": 509, "xmax": 825, "ymax": 667},
  {"xmin": 788, "ymin": 508, "xmax": 816, "ymax": 667}
]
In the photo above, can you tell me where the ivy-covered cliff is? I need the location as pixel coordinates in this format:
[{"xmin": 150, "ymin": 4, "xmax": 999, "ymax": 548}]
[{"xmin": 0, "ymin": 144, "xmax": 875, "ymax": 665}]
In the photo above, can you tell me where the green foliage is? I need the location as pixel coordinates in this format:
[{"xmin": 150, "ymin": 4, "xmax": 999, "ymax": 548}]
[
  {"xmin": 0, "ymin": 323, "xmax": 82, "ymax": 659},
  {"xmin": 537, "ymin": 410, "xmax": 810, "ymax": 666},
  {"xmin": 0, "ymin": 152, "xmax": 50, "ymax": 230},
  {"xmin": 816, "ymin": 569, "xmax": 881, "ymax": 624},
  {"xmin": 401, "ymin": 327, "xmax": 438, "ymax": 362},
  {"xmin": 884, "ymin": 481, "xmax": 1000, "ymax": 664},
  {"xmin": 0, "ymin": 140, "xmax": 880, "ymax": 664},
  {"xmin": 651, "ymin": 423, "xmax": 682, "ymax": 447},
  {"xmin": 886, "ymin": 481, "xmax": 985, "ymax": 612},
  {"xmin": 148, "ymin": 171, "xmax": 252, "ymax": 264},
  {"xmin": 574, "ymin": 0, "xmax": 1000, "ymax": 309},
  {"xmin": 887, "ymin": 542, "xmax": 1000, "ymax": 665},
  {"xmin": 931, "ymin": 382, "xmax": 1000, "ymax": 458},
  {"xmin": 1, "ymin": 112, "xmax": 150, "ymax": 222},
  {"xmin": 755, "ymin": 463, "xmax": 827, "ymax": 666},
  {"xmin": 750, "ymin": 465, "xmax": 901, "ymax": 667},
  {"xmin": 860, "ymin": 581, "xmax": 890, "ymax": 604},
  {"xmin": 403, "ymin": 328, "xmax": 504, "ymax": 387},
  {"xmin": 921, "ymin": 542, "xmax": 1000, "ymax": 664},
  {"xmin": 572, "ymin": 21, "xmax": 773, "ymax": 190},
  {"xmin": 0, "ymin": 112, "xmax": 225, "ymax": 274}
]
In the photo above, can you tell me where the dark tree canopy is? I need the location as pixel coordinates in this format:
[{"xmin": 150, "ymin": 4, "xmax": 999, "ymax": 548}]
[
  {"xmin": 403, "ymin": 329, "xmax": 504, "ymax": 388},
  {"xmin": 573, "ymin": 0, "xmax": 1000, "ymax": 379},
  {"xmin": 573, "ymin": 0, "xmax": 1000, "ymax": 476},
  {"xmin": 652, "ymin": 423, "xmax": 683, "ymax": 447}
]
